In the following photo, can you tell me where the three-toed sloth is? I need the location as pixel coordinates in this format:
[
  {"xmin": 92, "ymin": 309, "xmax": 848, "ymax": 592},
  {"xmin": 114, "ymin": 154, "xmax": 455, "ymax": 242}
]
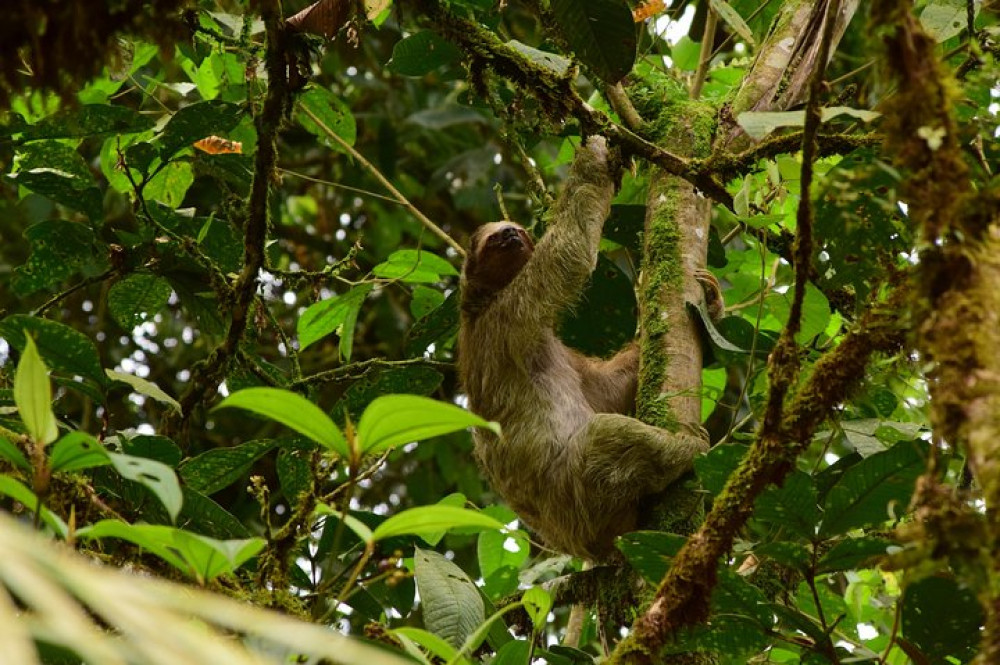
[{"xmin": 459, "ymin": 136, "xmax": 712, "ymax": 560}]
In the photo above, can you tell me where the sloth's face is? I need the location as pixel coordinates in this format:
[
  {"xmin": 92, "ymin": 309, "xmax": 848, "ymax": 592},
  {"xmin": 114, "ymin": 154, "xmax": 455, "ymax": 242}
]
[{"xmin": 464, "ymin": 222, "xmax": 535, "ymax": 294}]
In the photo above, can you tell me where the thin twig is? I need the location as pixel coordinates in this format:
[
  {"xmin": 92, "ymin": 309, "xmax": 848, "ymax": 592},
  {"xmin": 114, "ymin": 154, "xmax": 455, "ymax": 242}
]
[
  {"xmin": 691, "ymin": 8, "xmax": 718, "ymax": 100},
  {"xmin": 298, "ymin": 105, "xmax": 465, "ymax": 257},
  {"xmin": 33, "ymin": 269, "xmax": 116, "ymax": 316}
]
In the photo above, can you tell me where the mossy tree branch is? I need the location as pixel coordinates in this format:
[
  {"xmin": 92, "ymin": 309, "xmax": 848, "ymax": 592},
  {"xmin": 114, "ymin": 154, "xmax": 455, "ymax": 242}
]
[
  {"xmin": 873, "ymin": 3, "xmax": 1000, "ymax": 663},
  {"xmin": 168, "ymin": 0, "xmax": 291, "ymax": 438}
]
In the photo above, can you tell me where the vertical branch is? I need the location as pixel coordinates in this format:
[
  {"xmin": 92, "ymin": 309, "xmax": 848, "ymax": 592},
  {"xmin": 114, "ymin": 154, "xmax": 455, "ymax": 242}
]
[
  {"xmin": 613, "ymin": 1, "xmax": 853, "ymax": 661},
  {"xmin": 874, "ymin": 3, "xmax": 1000, "ymax": 664},
  {"xmin": 169, "ymin": 0, "xmax": 290, "ymax": 435}
]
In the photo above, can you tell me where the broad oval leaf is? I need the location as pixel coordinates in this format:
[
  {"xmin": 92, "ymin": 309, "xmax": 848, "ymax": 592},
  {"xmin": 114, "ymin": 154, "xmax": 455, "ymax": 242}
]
[
  {"xmin": 214, "ymin": 388, "xmax": 347, "ymax": 456},
  {"xmin": 819, "ymin": 440, "xmax": 929, "ymax": 537},
  {"xmin": 106, "ymin": 369, "xmax": 181, "ymax": 413},
  {"xmin": 388, "ymin": 31, "xmax": 461, "ymax": 76},
  {"xmin": 50, "ymin": 432, "xmax": 111, "ymax": 473},
  {"xmin": 108, "ymin": 452, "xmax": 184, "ymax": 522},
  {"xmin": 371, "ymin": 506, "xmax": 505, "ymax": 543},
  {"xmin": 179, "ymin": 439, "xmax": 278, "ymax": 494},
  {"xmin": 296, "ymin": 87, "xmax": 357, "ymax": 152},
  {"xmin": 108, "ymin": 273, "xmax": 173, "ymax": 331},
  {"xmin": 14, "ymin": 334, "xmax": 58, "ymax": 445},
  {"xmin": 314, "ymin": 504, "xmax": 375, "ymax": 544},
  {"xmin": 297, "ymin": 283, "xmax": 373, "ymax": 354},
  {"xmin": 357, "ymin": 395, "xmax": 498, "ymax": 455},
  {"xmin": 550, "ymin": 0, "xmax": 636, "ymax": 83},
  {"xmin": 0, "ymin": 315, "xmax": 105, "ymax": 386},
  {"xmin": 522, "ymin": 587, "xmax": 552, "ymax": 630},
  {"xmin": 413, "ymin": 548, "xmax": 484, "ymax": 649}
]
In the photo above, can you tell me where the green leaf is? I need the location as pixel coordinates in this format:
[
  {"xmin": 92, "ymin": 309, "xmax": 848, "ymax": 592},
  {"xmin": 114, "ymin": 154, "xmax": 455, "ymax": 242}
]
[
  {"xmin": 522, "ymin": 587, "xmax": 552, "ymax": 630},
  {"xmin": 20, "ymin": 104, "xmax": 155, "ymax": 141},
  {"xmin": 314, "ymin": 505, "xmax": 375, "ymax": 544},
  {"xmin": 179, "ymin": 439, "xmax": 278, "ymax": 494},
  {"xmin": 14, "ymin": 335, "xmax": 58, "ymax": 445},
  {"xmin": 371, "ymin": 506, "xmax": 505, "ymax": 543},
  {"xmin": 108, "ymin": 273, "xmax": 174, "ymax": 331},
  {"xmin": 158, "ymin": 100, "xmax": 244, "ymax": 159},
  {"xmin": 708, "ymin": 0, "xmax": 755, "ymax": 46},
  {"xmin": 108, "ymin": 452, "xmax": 184, "ymax": 522},
  {"xmin": 901, "ymin": 576, "xmax": 983, "ymax": 663},
  {"xmin": 920, "ymin": 0, "xmax": 972, "ymax": 42},
  {"xmin": 77, "ymin": 520, "xmax": 265, "ymax": 582},
  {"xmin": 753, "ymin": 471, "xmax": 820, "ymax": 539},
  {"xmin": 106, "ymin": 369, "xmax": 181, "ymax": 413},
  {"xmin": 296, "ymin": 87, "xmax": 357, "ymax": 153},
  {"xmin": 372, "ymin": 250, "xmax": 459, "ymax": 284},
  {"xmin": 276, "ymin": 447, "xmax": 313, "ymax": 501},
  {"xmin": 333, "ymin": 366, "xmax": 444, "ymax": 424},
  {"xmin": 144, "ymin": 160, "xmax": 194, "ymax": 207},
  {"xmin": 694, "ymin": 444, "xmax": 745, "ymax": 496},
  {"xmin": 214, "ymin": 388, "xmax": 347, "ymax": 456},
  {"xmin": 550, "ymin": 0, "xmax": 636, "ymax": 83},
  {"xmin": 12, "ymin": 220, "xmax": 106, "ymax": 296},
  {"xmin": 0, "ymin": 435, "xmax": 30, "ymax": 471},
  {"xmin": 406, "ymin": 291, "xmax": 460, "ymax": 356},
  {"xmin": 0, "ymin": 475, "xmax": 67, "ymax": 536},
  {"xmin": 413, "ymin": 548, "xmax": 484, "ymax": 648},
  {"xmin": 819, "ymin": 440, "xmax": 928, "ymax": 537},
  {"xmin": 816, "ymin": 537, "xmax": 893, "ymax": 574},
  {"xmin": 357, "ymin": 395, "xmax": 498, "ymax": 455},
  {"xmin": 617, "ymin": 531, "xmax": 687, "ymax": 583},
  {"xmin": 50, "ymin": 432, "xmax": 111, "ymax": 472},
  {"xmin": 9, "ymin": 141, "xmax": 103, "ymax": 220},
  {"xmin": 297, "ymin": 283, "xmax": 373, "ymax": 355},
  {"xmin": 388, "ymin": 31, "xmax": 461, "ymax": 76},
  {"xmin": 392, "ymin": 627, "xmax": 465, "ymax": 665},
  {"xmin": 0, "ymin": 315, "xmax": 106, "ymax": 386}
]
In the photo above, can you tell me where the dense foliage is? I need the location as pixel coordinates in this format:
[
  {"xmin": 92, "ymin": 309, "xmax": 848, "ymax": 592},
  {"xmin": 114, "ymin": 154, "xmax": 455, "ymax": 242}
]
[{"xmin": 1, "ymin": 1, "xmax": 999, "ymax": 664}]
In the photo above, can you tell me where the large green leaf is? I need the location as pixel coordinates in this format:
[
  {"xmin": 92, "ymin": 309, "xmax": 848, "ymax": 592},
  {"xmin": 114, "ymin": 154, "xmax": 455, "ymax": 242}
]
[
  {"xmin": 20, "ymin": 104, "xmax": 155, "ymax": 141},
  {"xmin": 214, "ymin": 388, "xmax": 347, "ymax": 456},
  {"xmin": 12, "ymin": 220, "xmax": 106, "ymax": 296},
  {"xmin": 388, "ymin": 31, "xmax": 461, "ymax": 76},
  {"xmin": 333, "ymin": 366, "xmax": 444, "ymax": 424},
  {"xmin": 371, "ymin": 505, "xmax": 505, "ymax": 542},
  {"xmin": 108, "ymin": 273, "xmax": 174, "ymax": 331},
  {"xmin": 296, "ymin": 87, "xmax": 357, "ymax": 152},
  {"xmin": 371, "ymin": 250, "xmax": 458, "ymax": 284},
  {"xmin": 78, "ymin": 520, "xmax": 264, "ymax": 582},
  {"xmin": 297, "ymin": 283, "xmax": 373, "ymax": 356},
  {"xmin": 413, "ymin": 548, "xmax": 484, "ymax": 648},
  {"xmin": 179, "ymin": 439, "xmax": 278, "ymax": 494},
  {"xmin": 753, "ymin": 471, "xmax": 820, "ymax": 539},
  {"xmin": 50, "ymin": 432, "xmax": 111, "ymax": 473},
  {"xmin": 9, "ymin": 141, "xmax": 103, "ymax": 220},
  {"xmin": 108, "ymin": 452, "xmax": 184, "ymax": 522},
  {"xmin": 158, "ymin": 100, "xmax": 244, "ymax": 159},
  {"xmin": 106, "ymin": 369, "xmax": 182, "ymax": 413},
  {"xmin": 14, "ymin": 335, "xmax": 58, "ymax": 445},
  {"xmin": 0, "ymin": 315, "xmax": 105, "ymax": 386},
  {"xmin": 550, "ymin": 0, "xmax": 636, "ymax": 83},
  {"xmin": 357, "ymin": 395, "xmax": 498, "ymax": 455},
  {"xmin": 819, "ymin": 440, "xmax": 928, "ymax": 537},
  {"xmin": 901, "ymin": 575, "xmax": 983, "ymax": 663}
]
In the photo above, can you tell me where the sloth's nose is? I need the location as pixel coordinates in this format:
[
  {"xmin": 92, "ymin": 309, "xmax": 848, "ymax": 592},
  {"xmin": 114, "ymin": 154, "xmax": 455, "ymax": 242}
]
[{"xmin": 500, "ymin": 226, "xmax": 519, "ymax": 241}]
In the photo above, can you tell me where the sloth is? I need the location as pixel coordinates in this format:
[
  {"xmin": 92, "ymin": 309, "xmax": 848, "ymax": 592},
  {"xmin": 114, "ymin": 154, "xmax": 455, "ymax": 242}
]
[{"xmin": 458, "ymin": 136, "xmax": 714, "ymax": 560}]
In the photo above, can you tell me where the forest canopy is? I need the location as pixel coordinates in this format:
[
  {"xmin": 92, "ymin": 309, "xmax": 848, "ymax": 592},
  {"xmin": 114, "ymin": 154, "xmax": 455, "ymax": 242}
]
[{"xmin": 1, "ymin": 1, "xmax": 999, "ymax": 664}]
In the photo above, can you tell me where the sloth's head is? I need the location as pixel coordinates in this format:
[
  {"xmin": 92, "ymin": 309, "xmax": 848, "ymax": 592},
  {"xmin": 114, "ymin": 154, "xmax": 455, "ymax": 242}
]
[{"xmin": 461, "ymin": 221, "xmax": 535, "ymax": 309}]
